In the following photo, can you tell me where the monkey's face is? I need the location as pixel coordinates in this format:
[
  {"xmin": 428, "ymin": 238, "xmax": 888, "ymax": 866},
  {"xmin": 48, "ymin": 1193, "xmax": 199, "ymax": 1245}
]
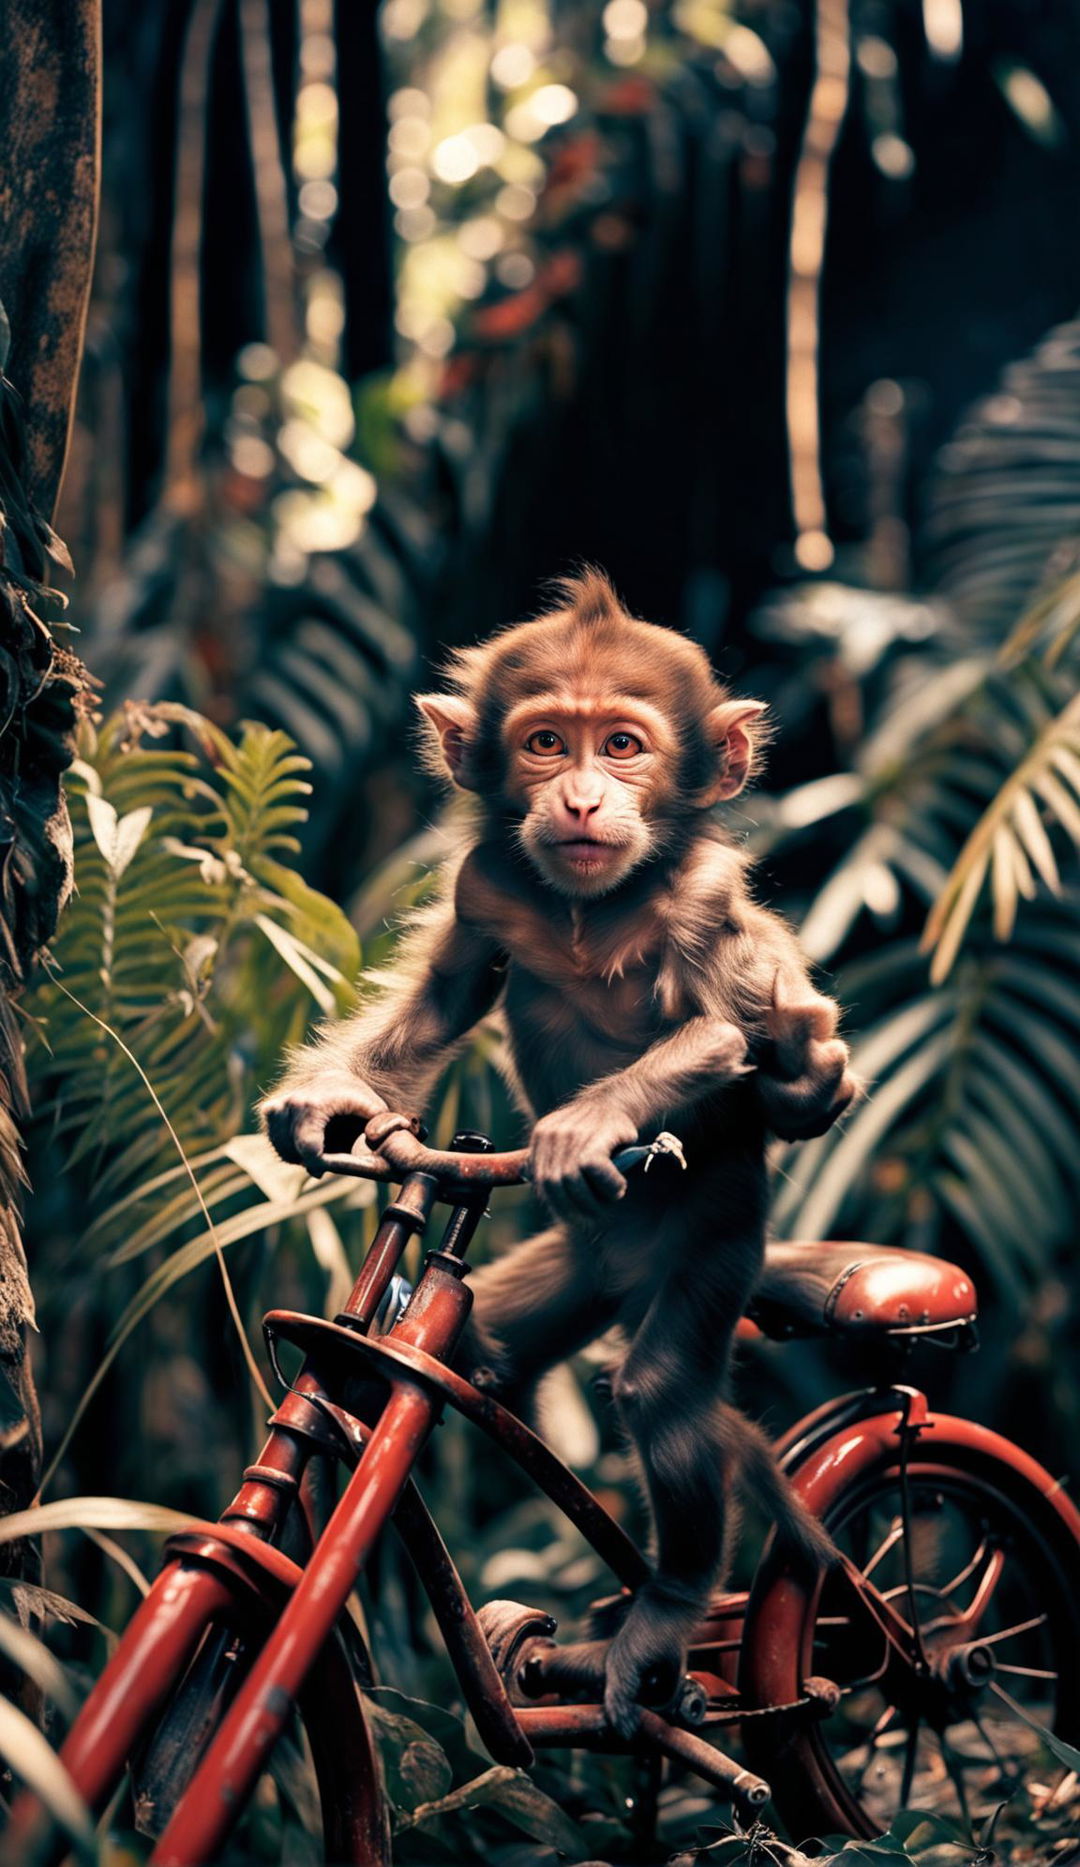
[
  {"xmin": 416, "ymin": 597, "xmax": 767, "ymax": 902},
  {"xmin": 502, "ymin": 693, "xmax": 677, "ymax": 897}
]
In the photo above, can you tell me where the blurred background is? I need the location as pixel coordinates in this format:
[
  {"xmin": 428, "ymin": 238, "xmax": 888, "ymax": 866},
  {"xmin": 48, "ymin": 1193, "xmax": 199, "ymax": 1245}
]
[{"xmin": 4, "ymin": 0, "xmax": 1080, "ymax": 1857}]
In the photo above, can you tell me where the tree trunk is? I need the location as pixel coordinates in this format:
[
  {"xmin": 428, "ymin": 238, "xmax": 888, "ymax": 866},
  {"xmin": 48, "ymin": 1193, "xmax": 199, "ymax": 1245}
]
[{"xmin": 0, "ymin": 0, "xmax": 99, "ymax": 1565}]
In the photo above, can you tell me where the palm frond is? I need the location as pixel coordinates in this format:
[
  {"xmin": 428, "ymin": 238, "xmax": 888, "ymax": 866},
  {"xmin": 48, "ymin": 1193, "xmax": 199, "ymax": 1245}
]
[
  {"xmin": 922, "ymin": 689, "xmax": 1080, "ymax": 979},
  {"xmin": 922, "ymin": 316, "xmax": 1080, "ymax": 643},
  {"xmin": 774, "ymin": 902, "xmax": 1080, "ymax": 1293}
]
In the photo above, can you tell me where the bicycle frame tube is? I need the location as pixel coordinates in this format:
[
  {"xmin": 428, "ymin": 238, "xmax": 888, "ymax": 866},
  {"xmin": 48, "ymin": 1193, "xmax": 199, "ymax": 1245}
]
[
  {"xmin": 3, "ymin": 1562, "xmax": 235, "ymax": 1862},
  {"xmin": 21, "ymin": 1150, "xmax": 871, "ymax": 1863},
  {"xmin": 7, "ymin": 1175, "xmax": 441, "ymax": 1861},
  {"xmin": 150, "ymin": 1195, "xmax": 479, "ymax": 1865}
]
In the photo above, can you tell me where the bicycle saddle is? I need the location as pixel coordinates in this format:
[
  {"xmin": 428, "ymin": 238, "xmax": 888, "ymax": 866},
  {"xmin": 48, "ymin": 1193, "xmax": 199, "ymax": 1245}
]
[{"xmin": 749, "ymin": 1240, "xmax": 977, "ymax": 1339}]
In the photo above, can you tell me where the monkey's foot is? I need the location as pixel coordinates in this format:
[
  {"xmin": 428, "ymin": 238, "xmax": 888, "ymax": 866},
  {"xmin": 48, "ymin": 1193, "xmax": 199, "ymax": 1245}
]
[
  {"xmin": 601, "ymin": 1583, "xmax": 695, "ymax": 1738},
  {"xmin": 519, "ymin": 1638, "xmax": 609, "ymax": 1702}
]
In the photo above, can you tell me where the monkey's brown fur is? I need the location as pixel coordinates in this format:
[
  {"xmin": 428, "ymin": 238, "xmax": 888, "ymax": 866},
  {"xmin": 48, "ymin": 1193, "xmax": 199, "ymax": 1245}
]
[{"xmin": 263, "ymin": 570, "xmax": 858, "ymax": 1733}]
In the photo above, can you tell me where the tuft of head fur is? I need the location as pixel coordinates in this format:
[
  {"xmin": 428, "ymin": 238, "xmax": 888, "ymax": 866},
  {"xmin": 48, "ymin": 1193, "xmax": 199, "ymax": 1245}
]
[{"xmin": 544, "ymin": 565, "xmax": 627, "ymax": 625}]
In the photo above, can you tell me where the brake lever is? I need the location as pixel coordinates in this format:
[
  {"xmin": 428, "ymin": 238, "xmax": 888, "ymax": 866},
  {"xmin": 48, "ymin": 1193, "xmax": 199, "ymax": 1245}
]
[{"xmin": 614, "ymin": 1131, "xmax": 688, "ymax": 1175}]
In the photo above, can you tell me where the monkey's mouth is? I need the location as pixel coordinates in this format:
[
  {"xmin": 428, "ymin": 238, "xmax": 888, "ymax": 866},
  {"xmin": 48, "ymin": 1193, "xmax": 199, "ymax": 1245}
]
[{"xmin": 557, "ymin": 838, "xmax": 623, "ymax": 865}]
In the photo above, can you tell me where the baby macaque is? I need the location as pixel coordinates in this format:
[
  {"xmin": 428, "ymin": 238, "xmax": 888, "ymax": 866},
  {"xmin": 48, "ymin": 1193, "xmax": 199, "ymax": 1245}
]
[{"xmin": 263, "ymin": 571, "xmax": 856, "ymax": 1732}]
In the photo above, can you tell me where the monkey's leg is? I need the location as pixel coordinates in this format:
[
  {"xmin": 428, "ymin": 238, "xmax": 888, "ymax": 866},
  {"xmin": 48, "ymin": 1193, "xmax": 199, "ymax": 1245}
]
[
  {"xmin": 456, "ymin": 1225, "xmax": 619, "ymax": 1428},
  {"xmin": 603, "ymin": 1250, "xmax": 756, "ymax": 1738}
]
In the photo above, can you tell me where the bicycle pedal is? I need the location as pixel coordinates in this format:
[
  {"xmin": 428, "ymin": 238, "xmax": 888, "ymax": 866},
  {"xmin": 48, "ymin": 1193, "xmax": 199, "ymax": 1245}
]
[
  {"xmin": 801, "ymin": 1674, "xmax": 841, "ymax": 1715},
  {"xmin": 674, "ymin": 1674, "xmax": 709, "ymax": 1726},
  {"xmin": 478, "ymin": 1600, "xmax": 558, "ymax": 1693}
]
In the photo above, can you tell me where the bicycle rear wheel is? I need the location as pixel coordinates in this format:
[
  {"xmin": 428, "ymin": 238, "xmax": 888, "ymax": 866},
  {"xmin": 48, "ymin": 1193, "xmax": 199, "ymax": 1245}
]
[{"xmin": 740, "ymin": 1428, "xmax": 1080, "ymax": 1846}]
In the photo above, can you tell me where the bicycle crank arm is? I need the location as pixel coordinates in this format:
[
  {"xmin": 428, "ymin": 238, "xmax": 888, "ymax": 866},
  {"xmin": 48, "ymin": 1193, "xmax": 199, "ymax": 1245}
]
[{"xmin": 516, "ymin": 1704, "xmax": 770, "ymax": 1813}]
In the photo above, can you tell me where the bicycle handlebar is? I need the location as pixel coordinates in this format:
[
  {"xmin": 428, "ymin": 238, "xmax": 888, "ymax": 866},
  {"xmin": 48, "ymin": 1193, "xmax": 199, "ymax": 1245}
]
[{"xmin": 315, "ymin": 1115, "xmax": 687, "ymax": 1189}]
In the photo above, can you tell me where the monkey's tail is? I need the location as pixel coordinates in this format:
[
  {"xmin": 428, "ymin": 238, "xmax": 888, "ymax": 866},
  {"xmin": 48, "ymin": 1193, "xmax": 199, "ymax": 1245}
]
[{"xmin": 732, "ymin": 1411, "xmax": 838, "ymax": 1571}]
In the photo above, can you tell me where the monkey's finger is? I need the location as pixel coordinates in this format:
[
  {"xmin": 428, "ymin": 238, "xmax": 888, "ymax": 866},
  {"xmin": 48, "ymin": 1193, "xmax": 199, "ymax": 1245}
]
[
  {"xmin": 292, "ymin": 1111, "xmax": 329, "ymax": 1176},
  {"xmin": 544, "ymin": 1176, "xmax": 601, "ymax": 1224},
  {"xmin": 565, "ymin": 1159, "xmax": 626, "ymax": 1218},
  {"xmin": 768, "ymin": 971, "xmax": 837, "ymax": 1063},
  {"xmin": 759, "ymin": 1049, "xmax": 861, "ymax": 1139},
  {"xmin": 582, "ymin": 1158, "xmax": 628, "ymax": 1204},
  {"xmin": 264, "ymin": 1104, "xmax": 306, "ymax": 1165}
]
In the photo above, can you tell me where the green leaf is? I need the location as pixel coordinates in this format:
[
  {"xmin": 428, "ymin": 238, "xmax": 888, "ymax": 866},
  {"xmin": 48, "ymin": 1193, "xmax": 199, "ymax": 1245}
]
[
  {"xmin": 363, "ymin": 1698, "xmax": 454, "ymax": 1814},
  {"xmin": 253, "ymin": 914, "xmax": 342, "ymax": 1015},
  {"xmin": 886, "ymin": 1808, "xmax": 975, "ymax": 1852},
  {"xmin": 403, "ymin": 1763, "xmax": 588, "ymax": 1858}
]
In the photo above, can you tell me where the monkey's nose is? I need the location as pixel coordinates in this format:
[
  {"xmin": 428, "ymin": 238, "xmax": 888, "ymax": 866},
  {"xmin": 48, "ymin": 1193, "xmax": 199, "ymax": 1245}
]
[{"xmin": 563, "ymin": 794, "xmax": 602, "ymax": 822}]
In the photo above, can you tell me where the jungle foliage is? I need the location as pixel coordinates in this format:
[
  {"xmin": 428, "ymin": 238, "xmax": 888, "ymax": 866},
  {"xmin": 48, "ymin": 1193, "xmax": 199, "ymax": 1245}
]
[{"xmin": 5, "ymin": 0, "xmax": 1080, "ymax": 1860}]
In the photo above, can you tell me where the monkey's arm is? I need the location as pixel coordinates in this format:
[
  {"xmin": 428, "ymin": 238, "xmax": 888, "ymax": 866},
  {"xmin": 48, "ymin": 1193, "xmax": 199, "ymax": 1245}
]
[
  {"xmin": 530, "ymin": 1017, "xmax": 751, "ymax": 1219},
  {"xmin": 748, "ymin": 915, "xmax": 860, "ymax": 1141},
  {"xmin": 260, "ymin": 898, "xmax": 504, "ymax": 1174}
]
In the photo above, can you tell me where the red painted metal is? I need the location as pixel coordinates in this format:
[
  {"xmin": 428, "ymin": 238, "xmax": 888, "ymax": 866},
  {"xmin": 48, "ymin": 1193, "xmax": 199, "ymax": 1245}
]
[
  {"xmin": 342, "ymin": 1172, "xmax": 437, "ymax": 1328},
  {"xmin": 13, "ymin": 1122, "xmax": 1071, "ymax": 1861},
  {"xmin": 688, "ymin": 1591, "xmax": 749, "ymax": 1691},
  {"xmin": 751, "ymin": 1240, "xmax": 977, "ymax": 1336},
  {"xmin": 739, "ymin": 1399, "xmax": 1080, "ymax": 1836},
  {"xmin": 164, "ymin": 1523, "xmax": 387, "ymax": 1866},
  {"xmin": 59, "ymin": 1562, "xmax": 232, "ymax": 1806},
  {"xmin": 151, "ymin": 1236, "xmax": 476, "ymax": 1863},
  {"xmin": 263, "ymin": 1310, "xmax": 650, "ymax": 1589},
  {"xmin": 152, "ymin": 1380, "xmax": 439, "ymax": 1863},
  {"xmin": 4, "ymin": 1560, "xmax": 232, "ymax": 1859},
  {"xmin": 392, "ymin": 1480, "xmax": 535, "ymax": 1767},
  {"xmin": 320, "ymin": 1123, "xmax": 530, "ymax": 1186},
  {"xmin": 298, "ymin": 1637, "xmax": 390, "ymax": 1867},
  {"xmin": 302, "ymin": 1384, "xmax": 534, "ymax": 1767},
  {"xmin": 517, "ymin": 1705, "xmax": 770, "ymax": 1806}
]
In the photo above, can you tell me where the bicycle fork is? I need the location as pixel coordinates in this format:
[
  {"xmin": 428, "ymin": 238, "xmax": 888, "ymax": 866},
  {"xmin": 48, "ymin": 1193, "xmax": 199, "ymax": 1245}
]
[
  {"xmin": 6, "ymin": 1167, "xmax": 479, "ymax": 1867},
  {"xmin": 150, "ymin": 1175, "xmax": 480, "ymax": 1865}
]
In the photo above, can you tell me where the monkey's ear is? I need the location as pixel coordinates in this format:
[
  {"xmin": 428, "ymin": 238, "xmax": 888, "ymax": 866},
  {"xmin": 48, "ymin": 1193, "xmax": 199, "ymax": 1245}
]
[
  {"xmin": 695, "ymin": 699, "xmax": 768, "ymax": 805},
  {"xmin": 415, "ymin": 693, "xmax": 478, "ymax": 788}
]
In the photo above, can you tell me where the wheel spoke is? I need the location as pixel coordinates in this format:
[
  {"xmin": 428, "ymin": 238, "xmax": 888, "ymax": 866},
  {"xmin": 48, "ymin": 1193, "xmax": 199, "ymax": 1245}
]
[
  {"xmin": 956, "ymin": 1546, "xmax": 1006, "ymax": 1635},
  {"xmin": 806, "ymin": 1462, "xmax": 1072, "ymax": 1841},
  {"xmin": 937, "ymin": 1533, "xmax": 991, "ymax": 1604},
  {"xmin": 897, "ymin": 1457, "xmax": 928, "ymax": 1667},
  {"xmin": 852, "ymin": 1703, "xmax": 902, "ymax": 1790},
  {"xmin": 979, "ymin": 1613, "xmax": 1047, "ymax": 1647},
  {"xmin": 988, "ymin": 1678, "xmax": 1056, "ymax": 1723},
  {"xmin": 862, "ymin": 1518, "xmax": 904, "ymax": 1580},
  {"xmin": 837, "ymin": 1650, "xmax": 891, "ymax": 1692}
]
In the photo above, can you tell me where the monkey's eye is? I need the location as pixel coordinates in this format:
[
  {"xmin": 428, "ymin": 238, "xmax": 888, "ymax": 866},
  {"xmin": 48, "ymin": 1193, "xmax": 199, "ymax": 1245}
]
[
  {"xmin": 525, "ymin": 730, "xmax": 566, "ymax": 756},
  {"xmin": 603, "ymin": 732, "xmax": 644, "ymax": 760}
]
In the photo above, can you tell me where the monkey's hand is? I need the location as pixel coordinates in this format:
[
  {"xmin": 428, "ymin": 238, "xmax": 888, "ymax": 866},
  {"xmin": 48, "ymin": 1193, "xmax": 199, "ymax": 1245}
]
[
  {"xmin": 756, "ymin": 970, "xmax": 861, "ymax": 1141},
  {"xmin": 260, "ymin": 1072, "xmax": 389, "ymax": 1177},
  {"xmin": 529, "ymin": 1100, "xmax": 638, "ymax": 1223}
]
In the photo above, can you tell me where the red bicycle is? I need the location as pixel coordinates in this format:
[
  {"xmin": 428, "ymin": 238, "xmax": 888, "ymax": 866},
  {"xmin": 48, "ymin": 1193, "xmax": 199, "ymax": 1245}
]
[{"xmin": 9, "ymin": 1119, "xmax": 1080, "ymax": 1862}]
